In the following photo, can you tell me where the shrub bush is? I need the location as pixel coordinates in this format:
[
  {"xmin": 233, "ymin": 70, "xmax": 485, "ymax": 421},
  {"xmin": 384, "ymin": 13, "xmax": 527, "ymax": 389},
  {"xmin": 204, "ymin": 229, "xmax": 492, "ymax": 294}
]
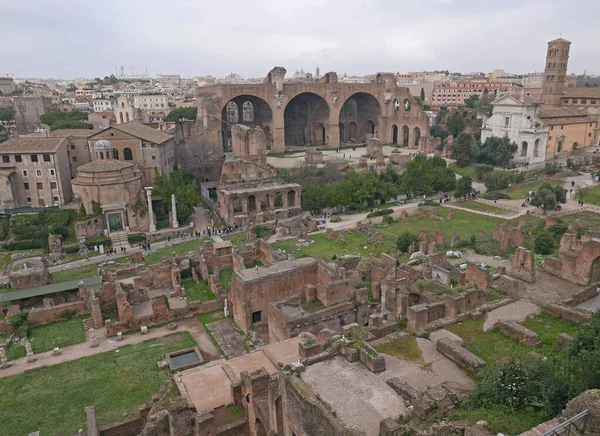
[
  {"xmin": 84, "ymin": 236, "xmax": 112, "ymax": 249},
  {"xmin": 475, "ymin": 164, "xmax": 494, "ymax": 181},
  {"xmin": 397, "ymin": 231, "xmax": 418, "ymax": 253},
  {"xmin": 4, "ymin": 239, "xmax": 45, "ymax": 251},
  {"xmin": 255, "ymin": 225, "xmax": 274, "ymax": 240},
  {"xmin": 534, "ymin": 233, "xmax": 555, "ymax": 254},
  {"xmin": 483, "ymin": 171, "xmax": 525, "ymax": 191},
  {"xmin": 366, "ymin": 208, "xmax": 393, "ymax": 218},
  {"xmin": 483, "ymin": 191, "xmax": 511, "ymax": 200},
  {"xmin": 63, "ymin": 244, "xmax": 80, "ymax": 254},
  {"xmin": 127, "ymin": 233, "xmax": 145, "ymax": 244},
  {"xmin": 8, "ymin": 311, "xmax": 29, "ymax": 338},
  {"xmin": 547, "ymin": 224, "xmax": 569, "ymax": 241}
]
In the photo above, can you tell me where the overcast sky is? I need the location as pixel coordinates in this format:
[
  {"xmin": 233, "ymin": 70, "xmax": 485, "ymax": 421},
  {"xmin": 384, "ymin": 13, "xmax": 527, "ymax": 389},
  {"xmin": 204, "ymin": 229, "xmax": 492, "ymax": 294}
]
[{"xmin": 2, "ymin": 0, "xmax": 599, "ymax": 80}]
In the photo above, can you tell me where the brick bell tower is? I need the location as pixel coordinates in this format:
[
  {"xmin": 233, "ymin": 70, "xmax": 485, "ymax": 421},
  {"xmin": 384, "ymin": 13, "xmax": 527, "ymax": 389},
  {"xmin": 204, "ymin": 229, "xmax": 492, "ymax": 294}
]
[{"xmin": 542, "ymin": 37, "xmax": 571, "ymax": 106}]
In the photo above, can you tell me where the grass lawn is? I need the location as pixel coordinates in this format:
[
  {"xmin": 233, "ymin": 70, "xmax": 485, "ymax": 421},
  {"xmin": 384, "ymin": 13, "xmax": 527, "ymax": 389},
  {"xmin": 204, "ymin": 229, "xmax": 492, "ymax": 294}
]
[
  {"xmin": 220, "ymin": 268, "xmax": 233, "ymax": 293},
  {"xmin": 375, "ymin": 335, "xmax": 422, "ymax": 362},
  {"xmin": 452, "ymin": 408, "xmax": 548, "ymax": 435},
  {"xmin": 144, "ymin": 238, "xmax": 207, "ymax": 265},
  {"xmin": 223, "ymin": 232, "xmax": 247, "ymax": 250},
  {"xmin": 446, "ymin": 314, "xmax": 580, "ymax": 366},
  {"xmin": 447, "ymin": 313, "xmax": 581, "ymax": 434},
  {"xmin": 495, "ymin": 180, "xmax": 561, "ymax": 199},
  {"xmin": 449, "ymin": 163, "xmax": 478, "ymax": 180},
  {"xmin": 455, "ymin": 201, "xmax": 513, "ymax": 215},
  {"xmin": 384, "ymin": 207, "xmax": 504, "ymax": 242},
  {"xmin": 0, "ymin": 332, "xmax": 196, "ymax": 436},
  {"xmin": 51, "ymin": 266, "xmax": 98, "ymax": 283},
  {"xmin": 6, "ymin": 315, "xmax": 88, "ymax": 360},
  {"xmin": 182, "ymin": 278, "xmax": 216, "ymax": 302},
  {"xmin": 581, "ymin": 185, "xmax": 600, "ymax": 206},
  {"xmin": 273, "ymin": 230, "xmax": 397, "ymax": 263}
]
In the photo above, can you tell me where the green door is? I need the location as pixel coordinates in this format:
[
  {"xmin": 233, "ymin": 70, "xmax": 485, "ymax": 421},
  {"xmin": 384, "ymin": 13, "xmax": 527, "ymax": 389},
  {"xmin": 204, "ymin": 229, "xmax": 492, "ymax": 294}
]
[{"xmin": 107, "ymin": 212, "xmax": 123, "ymax": 232}]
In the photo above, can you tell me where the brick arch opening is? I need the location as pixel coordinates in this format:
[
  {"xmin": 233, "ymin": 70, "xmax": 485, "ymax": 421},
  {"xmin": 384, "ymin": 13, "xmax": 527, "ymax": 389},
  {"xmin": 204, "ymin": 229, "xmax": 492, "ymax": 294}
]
[
  {"xmin": 283, "ymin": 92, "xmax": 330, "ymax": 147},
  {"xmin": 414, "ymin": 127, "xmax": 421, "ymax": 148},
  {"xmin": 402, "ymin": 125, "xmax": 410, "ymax": 147},
  {"xmin": 339, "ymin": 92, "xmax": 381, "ymax": 144},
  {"xmin": 220, "ymin": 95, "xmax": 273, "ymax": 152},
  {"xmin": 392, "ymin": 124, "xmax": 398, "ymax": 144}
]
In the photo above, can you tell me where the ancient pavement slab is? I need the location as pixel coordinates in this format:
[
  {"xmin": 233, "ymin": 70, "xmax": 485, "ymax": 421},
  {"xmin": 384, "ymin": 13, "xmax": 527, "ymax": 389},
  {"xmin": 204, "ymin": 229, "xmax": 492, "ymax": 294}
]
[
  {"xmin": 206, "ymin": 318, "xmax": 254, "ymax": 358},
  {"xmin": 428, "ymin": 329, "xmax": 465, "ymax": 346},
  {"xmin": 483, "ymin": 299, "xmax": 540, "ymax": 331}
]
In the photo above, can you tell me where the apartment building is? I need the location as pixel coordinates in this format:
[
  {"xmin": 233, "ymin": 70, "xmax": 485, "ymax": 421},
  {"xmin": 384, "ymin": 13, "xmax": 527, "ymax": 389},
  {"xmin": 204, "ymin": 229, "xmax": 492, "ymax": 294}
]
[
  {"xmin": 432, "ymin": 80, "xmax": 516, "ymax": 107},
  {"xmin": 0, "ymin": 137, "xmax": 73, "ymax": 209}
]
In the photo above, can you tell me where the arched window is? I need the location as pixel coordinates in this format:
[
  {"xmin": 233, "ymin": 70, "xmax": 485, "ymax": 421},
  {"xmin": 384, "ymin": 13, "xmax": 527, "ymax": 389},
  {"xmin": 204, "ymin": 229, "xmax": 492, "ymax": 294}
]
[
  {"xmin": 119, "ymin": 112, "xmax": 124, "ymax": 124},
  {"xmin": 404, "ymin": 99, "xmax": 411, "ymax": 111},
  {"xmin": 242, "ymin": 101, "xmax": 254, "ymax": 122},
  {"xmin": 125, "ymin": 112, "xmax": 130, "ymax": 122},
  {"xmin": 521, "ymin": 141, "xmax": 528, "ymax": 157},
  {"xmin": 346, "ymin": 98, "xmax": 356, "ymax": 116},
  {"xmin": 124, "ymin": 148, "xmax": 133, "ymax": 160},
  {"xmin": 99, "ymin": 151, "xmax": 104, "ymax": 160},
  {"xmin": 113, "ymin": 149, "xmax": 119, "ymax": 160},
  {"xmin": 226, "ymin": 101, "xmax": 239, "ymax": 123},
  {"xmin": 393, "ymin": 99, "xmax": 400, "ymax": 112},
  {"xmin": 534, "ymin": 139, "xmax": 540, "ymax": 158},
  {"xmin": 420, "ymin": 88, "xmax": 425, "ymax": 101}
]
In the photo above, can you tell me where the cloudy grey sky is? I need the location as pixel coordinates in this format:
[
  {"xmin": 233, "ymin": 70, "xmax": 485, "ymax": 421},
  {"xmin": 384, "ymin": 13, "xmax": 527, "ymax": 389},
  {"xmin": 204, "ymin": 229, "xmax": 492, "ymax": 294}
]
[{"xmin": 2, "ymin": 0, "xmax": 599, "ymax": 79}]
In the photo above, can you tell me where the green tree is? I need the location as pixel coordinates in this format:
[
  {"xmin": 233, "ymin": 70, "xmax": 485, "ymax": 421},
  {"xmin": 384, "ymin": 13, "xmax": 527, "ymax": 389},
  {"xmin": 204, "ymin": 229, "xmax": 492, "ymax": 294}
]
[
  {"xmin": 164, "ymin": 107, "xmax": 197, "ymax": 122},
  {"xmin": 40, "ymin": 111, "xmax": 88, "ymax": 127},
  {"xmin": 396, "ymin": 231, "xmax": 418, "ymax": 253},
  {"xmin": 454, "ymin": 177, "xmax": 472, "ymax": 200},
  {"xmin": 400, "ymin": 155, "xmax": 456, "ymax": 197},
  {"xmin": 77, "ymin": 204, "xmax": 87, "ymax": 220},
  {"xmin": 301, "ymin": 185, "xmax": 330, "ymax": 214},
  {"xmin": 478, "ymin": 136, "xmax": 518, "ymax": 167},
  {"xmin": 534, "ymin": 233, "xmax": 555, "ymax": 254},
  {"xmin": 455, "ymin": 132, "xmax": 473, "ymax": 167},
  {"xmin": 430, "ymin": 124, "xmax": 449, "ymax": 141},
  {"xmin": 530, "ymin": 183, "xmax": 567, "ymax": 212},
  {"xmin": 0, "ymin": 108, "xmax": 15, "ymax": 121},
  {"xmin": 49, "ymin": 120, "xmax": 93, "ymax": 131},
  {"xmin": 465, "ymin": 94, "xmax": 479, "ymax": 108},
  {"xmin": 91, "ymin": 200, "xmax": 102, "ymax": 216},
  {"xmin": 446, "ymin": 112, "xmax": 466, "ymax": 137},
  {"xmin": 154, "ymin": 170, "xmax": 200, "ymax": 224},
  {"xmin": 474, "ymin": 90, "xmax": 494, "ymax": 118}
]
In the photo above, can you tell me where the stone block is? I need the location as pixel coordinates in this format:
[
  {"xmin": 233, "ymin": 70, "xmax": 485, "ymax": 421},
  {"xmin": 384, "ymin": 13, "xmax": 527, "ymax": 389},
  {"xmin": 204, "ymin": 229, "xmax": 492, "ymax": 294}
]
[
  {"xmin": 553, "ymin": 333, "xmax": 574, "ymax": 354},
  {"xmin": 379, "ymin": 417, "xmax": 403, "ymax": 436},
  {"xmin": 117, "ymin": 332, "xmax": 123, "ymax": 341},
  {"xmin": 495, "ymin": 320, "xmax": 540, "ymax": 347},
  {"xmin": 358, "ymin": 347, "xmax": 386, "ymax": 373},
  {"xmin": 141, "ymin": 325, "xmax": 149, "ymax": 334},
  {"xmin": 52, "ymin": 347, "xmax": 61, "ymax": 356},
  {"xmin": 356, "ymin": 287, "xmax": 368, "ymax": 304},
  {"xmin": 436, "ymin": 338, "xmax": 485, "ymax": 371}
]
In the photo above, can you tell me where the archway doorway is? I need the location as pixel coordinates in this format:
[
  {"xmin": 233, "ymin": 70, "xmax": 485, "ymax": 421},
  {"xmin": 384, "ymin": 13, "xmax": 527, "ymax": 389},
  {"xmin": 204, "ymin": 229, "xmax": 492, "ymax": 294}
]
[
  {"xmin": 339, "ymin": 93, "xmax": 381, "ymax": 144},
  {"xmin": 284, "ymin": 92, "xmax": 330, "ymax": 147},
  {"xmin": 521, "ymin": 141, "xmax": 528, "ymax": 157},
  {"xmin": 392, "ymin": 125, "xmax": 398, "ymax": 144},
  {"xmin": 402, "ymin": 126, "xmax": 410, "ymax": 147},
  {"xmin": 318, "ymin": 123, "xmax": 326, "ymax": 145},
  {"xmin": 339, "ymin": 123, "xmax": 345, "ymax": 144},
  {"xmin": 346, "ymin": 122, "xmax": 358, "ymax": 143},
  {"xmin": 414, "ymin": 127, "xmax": 421, "ymax": 148},
  {"xmin": 220, "ymin": 95, "xmax": 273, "ymax": 152}
]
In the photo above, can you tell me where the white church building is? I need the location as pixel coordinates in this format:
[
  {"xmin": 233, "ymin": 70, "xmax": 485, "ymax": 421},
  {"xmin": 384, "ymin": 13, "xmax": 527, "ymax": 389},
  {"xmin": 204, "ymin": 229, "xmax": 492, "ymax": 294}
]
[{"xmin": 480, "ymin": 93, "xmax": 549, "ymax": 165}]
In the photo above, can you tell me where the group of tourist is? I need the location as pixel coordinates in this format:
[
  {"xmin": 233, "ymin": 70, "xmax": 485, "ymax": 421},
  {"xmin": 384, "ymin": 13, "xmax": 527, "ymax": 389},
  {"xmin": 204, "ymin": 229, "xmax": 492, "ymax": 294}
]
[
  {"xmin": 105, "ymin": 246, "xmax": 127, "ymax": 256},
  {"xmin": 203, "ymin": 224, "xmax": 238, "ymax": 237}
]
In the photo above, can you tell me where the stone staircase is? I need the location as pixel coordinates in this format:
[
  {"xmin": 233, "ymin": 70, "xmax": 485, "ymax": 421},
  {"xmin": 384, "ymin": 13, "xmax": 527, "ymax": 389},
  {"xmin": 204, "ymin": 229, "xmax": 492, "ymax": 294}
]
[
  {"xmin": 109, "ymin": 231, "xmax": 129, "ymax": 249},
  {"xmin": 83, "ymin": 318, "xmax": 94, "ymax": 331}
]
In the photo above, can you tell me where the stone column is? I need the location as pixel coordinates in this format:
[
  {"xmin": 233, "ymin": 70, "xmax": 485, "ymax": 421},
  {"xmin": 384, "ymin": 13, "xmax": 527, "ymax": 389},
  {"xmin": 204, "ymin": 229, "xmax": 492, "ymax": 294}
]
[
  {"xmin": 91, "ymin": 295, "xmax": 103, "ymax": 329},
  {"xmin": 171, "ymin": 194, "xmax": 179, "ymax": 229},
  {"xmin": 145, "ymin": 187, "xmax": 156, "ymax": 233},
  {"xmin": 329, "ymin": 123, "xmax": 340, "ymax": 149},
  {"xmin": 282, "ymin": 193, "xmax": 288, "ymax": 210},
  {"xmin": 242, "ymin": 198, "xmax": 248, "ymax": 215},
  {"xmin": 268, "ymin": 194, "xmax": 275, "ymax": 211}
]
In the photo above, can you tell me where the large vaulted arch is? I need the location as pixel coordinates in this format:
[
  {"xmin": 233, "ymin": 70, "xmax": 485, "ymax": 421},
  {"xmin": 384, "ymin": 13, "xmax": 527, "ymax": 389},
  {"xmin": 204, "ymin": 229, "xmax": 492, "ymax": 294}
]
[
  {"xmin": 220, "ymin": 95, "xmax": 273, "ymax": 152},
  {"xmin": 283, "ymin": 92, "xmax": 330, "ymax": 146},
  {"xmin": 339, "ymin": 92, "xmax": 381, "ymax": 144}
]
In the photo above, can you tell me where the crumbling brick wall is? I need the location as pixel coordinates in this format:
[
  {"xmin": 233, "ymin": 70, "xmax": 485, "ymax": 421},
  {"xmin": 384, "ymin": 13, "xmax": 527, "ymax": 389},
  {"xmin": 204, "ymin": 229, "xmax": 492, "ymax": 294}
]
[
  {"xmin": 465, "ymin": 263, "xmax": 489, "ymax": 290},
  {"xmin": 511, "ymin": 247, "xmax": 535, "ymax": 283}
]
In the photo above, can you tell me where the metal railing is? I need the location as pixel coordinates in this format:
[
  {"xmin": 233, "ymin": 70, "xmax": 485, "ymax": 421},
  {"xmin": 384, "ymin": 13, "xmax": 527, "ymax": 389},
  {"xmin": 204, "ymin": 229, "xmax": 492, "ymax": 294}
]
[{"xmin": 542, "ymin": 409, "xmax": 588, "ymax": 436}]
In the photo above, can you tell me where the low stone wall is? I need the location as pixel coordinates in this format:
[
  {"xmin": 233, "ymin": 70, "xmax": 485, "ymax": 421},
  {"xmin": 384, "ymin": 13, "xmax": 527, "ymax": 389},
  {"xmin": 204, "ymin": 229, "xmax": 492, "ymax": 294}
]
[
  {"xmin": 491, "ymin": 274, "xmax": 519, "ymax": 297},
  {"xmin": 386, "ymin": 377, "xmax": 432, "ymax": 416},
  {"xmin": 564, "ymin": 285, "xmax": 599, "ymax": 307},
  {"xmin": 27, "ymin": 300, "xmax": 89, "ymax": 327},
  {"xmin": 546, "ymin": 304, "xmax": 592, "ymax": 324},
  {"xmin": 495, "ymin": 320, "xmax": 540, "ymax": 347},
  {"xmin": 358, "ymin": 346, "xmax": 386, "ymax": 373},
  {"xmin": 0, "ymin": 320, "xmax": 11, "ymax": 334},
  {"xmin": 436, "ymin": 338, "xmax": 486, "ymax": 371}
]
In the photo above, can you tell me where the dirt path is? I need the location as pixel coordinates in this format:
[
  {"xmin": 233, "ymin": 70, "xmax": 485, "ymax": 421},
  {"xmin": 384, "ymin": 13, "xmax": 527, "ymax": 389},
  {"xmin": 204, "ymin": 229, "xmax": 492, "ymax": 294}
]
[{"xmin": 0, "ymin": 318, "xmax": 220, "ymax": 379}]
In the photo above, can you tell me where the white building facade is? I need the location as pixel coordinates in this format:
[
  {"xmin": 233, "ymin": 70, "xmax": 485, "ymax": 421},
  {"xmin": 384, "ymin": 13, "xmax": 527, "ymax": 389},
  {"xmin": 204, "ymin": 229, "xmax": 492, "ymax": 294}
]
[
  {"xmin": 133, "ymin": 94, "xmax": 168, "ymax": 110},
  {"xmin": 93, "ymin": 98, "xmax": 116, "ymax": 112},
  {"xmin": 481, "ymin": 94, "xmax": 548, "ymax": 165}
]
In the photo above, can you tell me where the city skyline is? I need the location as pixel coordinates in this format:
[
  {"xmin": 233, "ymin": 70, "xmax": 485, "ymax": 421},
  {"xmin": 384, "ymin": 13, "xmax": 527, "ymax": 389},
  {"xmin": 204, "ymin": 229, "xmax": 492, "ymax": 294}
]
[{"xmin": 2, "ymin": 0, "xmax": 600, "ymax": 79}]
